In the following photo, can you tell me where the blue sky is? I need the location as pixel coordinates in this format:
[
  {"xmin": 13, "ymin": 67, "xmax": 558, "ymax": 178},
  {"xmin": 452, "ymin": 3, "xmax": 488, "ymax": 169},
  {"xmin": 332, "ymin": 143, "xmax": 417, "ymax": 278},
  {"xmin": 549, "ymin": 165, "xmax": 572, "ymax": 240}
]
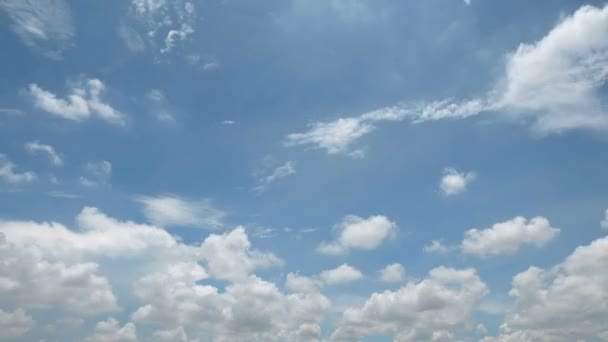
[{"xmin": 1, "ymin": 0, "xmax": 608, "ymax": 341}]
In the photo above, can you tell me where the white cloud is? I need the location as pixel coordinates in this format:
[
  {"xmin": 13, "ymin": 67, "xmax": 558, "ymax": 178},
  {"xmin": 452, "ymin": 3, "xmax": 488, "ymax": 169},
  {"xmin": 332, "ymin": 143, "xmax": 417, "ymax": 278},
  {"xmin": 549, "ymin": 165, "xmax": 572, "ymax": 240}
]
[
  {"xmin": 84, "ymin": 318, "xmax": 137, "ymax": 342},
  {"xmin": 317, "ymin": 215, "xmax": 397, "ymax": 255},
  {"xmin": 285, "ymin": 106, "xmax": 410, "ymax": 155},
  {"xmin": 330, "ymin": 267, "xmax": 487, "ymax": 341},
  {"xmin": 0, "ymin": 155, "xmax": 36, "ymax": 184},
  {"xmin": 601, "ymin": 208, "xmax": 608, "ymax": 230},
  {"xmin": 152, "ymin": 326, "xmax": 188, "ymax": 342},
  {"xmin": 130, "ymin": 0, "xmax": 197, "ymax": 55},
  {"xmin": 461, "ymin": 216, "xmax": 559, "ymax": 257},
  {"xmin": 464, "ymin": 0, "xmax": 471, "ymax": 6},
  {"xmin": 0, "ymin": 308, "xmax": 33, "ymax": 339},
  {"xmin": 0, "ymin": 231, "xmax": 119, "ymax": 315},
  {"xmin": 0, "ymin": 206, "xmax": 180, "ymax": 260},
  {"xmin": 379, "ymin": 263, "xmax": 405, "ymax": 283},
  {"xmin": 285, "ymin": 273, "xmax": 322, "ymax": 293},
  {"xmin": 80, "ymin": 160, "xmax": 112, "ymax": 187},
  {"xmin": 29, "ymin": 79, "xmax": 124, "ymax": 124},
  {"xmin": 484, "ymin": 235, "xmax": 608, "ymax": 341},
  {"xmin": 439, "ymin": 168, "xmax": 475, "ymax": 196},
  {"xmin": 319, "ymin": 264, "xmax": 363, "ymax": 285},
  {"xmin": 133, "ymin": 274, "xmax": 330, "ymax": 341},
  {"xmin": 146, "ymin": 89, "xmax": 174, "ymax": 122},
  {"xmin": 135, "ymin": 194, "xmax": 225, "ymax": 229},
  {"xmin": 25, "ymin": 140, "xmax": 62, "ymax": 166},
  {"xmin": 423, "ymin": 239, "xmax": 451, "ymax": 254},
  {"xmin": 288, "ymin": 3, "xmax": 608, "ymax": 153},
  {"xmin": 198, "ymin": 227, "xmax": 283, "ymax": 282},
  {"xmin": 254, "ymin": 161, "xmax": 296, "ymax": 193},
  {"xmin": 416, "ymin": 3, "xmax": 608, "ymax": 134},
  {"xmin": 0, "ymin": 0, "xmax": 74, "ymax": 59}
]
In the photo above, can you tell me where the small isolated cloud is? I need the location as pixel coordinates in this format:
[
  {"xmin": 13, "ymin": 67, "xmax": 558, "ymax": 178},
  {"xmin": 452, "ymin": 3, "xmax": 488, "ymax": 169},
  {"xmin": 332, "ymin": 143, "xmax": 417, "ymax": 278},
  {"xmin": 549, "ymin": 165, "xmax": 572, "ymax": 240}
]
[
  {"xmin": 285, "ymin": 106, "xmax": 410, "ymax": 156},
  {"xmin": 601, "ymin": 209, "xmax": 608, "ymax": 230},
  {"xmin": 317, "ymin": 215, "xmax": 397, "ymax": 255},
  {"xmin": 423, "ymin": 239, "xmax": 451, "ymax": 254},
  {"xmin": 0, "ymin": 155, "xmax": 36, "ymax": 184},
  {"xmin": 146, "ymin": 89, "xmax": 174, "ymax": 122},
  {"xmin": 254, "ymin": 161, "xmax": 296, "ymax": 194},
  {"xmin": 0, "ymin": 0, "xmax": 74, "ymax": 59},
  {"xmin": 461, "ymin": 216, "xmax": 559, "ymax": 257},
  {"xmin": 379, "ymin": 263, "xmax": 405, "ymax": 283},
  {"xmin": 135, "ymin": 194, "xmax": 225, "ymax": 229},
  {"xmin": 440, "ymin": 168, "xmax": 475, "ymax": 196},
  {"xmin": 221, "ymin": 120, "xmax": 235, "ymax": 125},
  {"xmin": 25, "ymin": 141, "xmax": 62, "ymax": 166},
  {"xmin": 80, "ymin": 160, "xmax": 112, "ymax": 187},
  {"xmin": 29, "ymin": 79, "xmax": 125, "ymax": 125},
  {"xmin": 464, "ymin": 0, "xmax": 472, "ymax": 6},
  {"xmin": 203, "ymin": 62, "xmax": 220, "ymax": 71},
  {"xmin": 117, "ymin": 25, "xmax": 145, "ymax": 53},
  {"xmin": 319, "ymin": 264, "xmax": 363, "ymax": 285}
]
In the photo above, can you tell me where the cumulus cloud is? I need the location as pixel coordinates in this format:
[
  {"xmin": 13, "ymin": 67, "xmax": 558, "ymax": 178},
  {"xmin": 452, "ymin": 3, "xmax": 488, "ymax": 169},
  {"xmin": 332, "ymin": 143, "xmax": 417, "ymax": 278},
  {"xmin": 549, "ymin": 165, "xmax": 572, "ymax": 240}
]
[
  {"xmin": 423, "ymin": 239, "xmax": 451, "ymax": 254},
  {"xmin": 379, "ymin": 263, "xmax": 405, "ymax": 283},
  {"xmin": 0, "ymin": 154, "xmax": 36, "ymax": 184},
  {"xmin": 439, "ymin": 168, "xmax": 475, "ymax": 196},
  {"xmin": 461, "ymin": 216, "xmax": 559, "ymax": 257},
  {"xmin": 483, "ymin": 235, "xmax": 608, "ymax": 341},
  {"xmin": 285, "ymin": 273, "xmax": 322, "ymax": 293},
  {"xmin": 285, "ymin": 106, "xmax": 410, "ymax": 155},
  {"xmin": 25, "ymin": 140, "xmax": 62, "ymax": 166},
  {"xmin": 317, "ymin": 215, "xmax": 397, "ymax": 255},
  {"xmin": 84, "ymin": 318, "xmax": 137, "ymax": 342},
  {"xmin": 199, "ymin": 227, "xmax": 283, "ymax": 282},
  {"xmin": 0, "ymin": 231, "xmax": 118, "ymax": 315},
  {"xmin": 0, "ymin": 308, "xmax": 34, "ymax": 339},
  {"xmin": 0, "ymin": 0, "xmax": 74, "ymax": 59},
  {"xmin": 29, "ymin": 79, "xmax": 124, "ymax": 124},
  {"xmin": 254, "ymin": 161, "xmax": 296, "ymax": 193},
  {"xmin": 319, "ymin": 264, "xmax": 363, "ymax": 285},
  {"xmin": 135, "ymin": 194, "xmax": 225, "ymax": 229},
  {"xmin": 330, "ymin": 267, "xmax": 487, "ymax": 341}
]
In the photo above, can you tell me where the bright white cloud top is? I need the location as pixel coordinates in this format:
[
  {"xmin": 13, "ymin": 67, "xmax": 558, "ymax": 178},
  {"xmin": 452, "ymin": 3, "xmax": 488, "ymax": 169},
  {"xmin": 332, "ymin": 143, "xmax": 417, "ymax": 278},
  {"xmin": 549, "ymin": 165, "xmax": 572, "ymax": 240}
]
[{"xmin": 317, "ymin": 215, "xmax": 397, "ymax": 255}]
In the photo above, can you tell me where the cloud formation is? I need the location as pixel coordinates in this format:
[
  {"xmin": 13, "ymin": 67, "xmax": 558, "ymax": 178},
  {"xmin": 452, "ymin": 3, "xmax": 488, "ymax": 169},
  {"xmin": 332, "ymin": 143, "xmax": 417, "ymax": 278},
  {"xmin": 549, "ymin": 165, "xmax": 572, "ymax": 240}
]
[
  {"xmin": 25, "ymin": 141, "xmax": 63, "ymax": 166},
  {"xmin": 135, "ymin": 194, "xmax": 225, "ymax": 229},
  {"xmin": 0, "ymin": 0, "xmax": 74, "ymax": 59},
  {"xmin": 29, "ymin": 79, "xmax": 124, "ymax": 124},
  {"xmin": 461, "ymin": 216, "xmax": 559, "ymax": 257},
  {"xmin": 317, "ymin": 215, "xmax": 397, "ymax": 255},
  {"xmin": 439, "ymin": 168, "xmax": 475, "ymax": 196}
]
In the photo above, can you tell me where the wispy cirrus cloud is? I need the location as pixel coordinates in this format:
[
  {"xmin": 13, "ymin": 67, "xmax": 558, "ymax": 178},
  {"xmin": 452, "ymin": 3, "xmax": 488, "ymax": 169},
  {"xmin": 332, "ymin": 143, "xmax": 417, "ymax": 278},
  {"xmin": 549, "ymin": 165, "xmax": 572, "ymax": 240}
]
[
  {"xmin": 25, "ymin": 141, "xmax": 62, "ymax": 166},
  {"xmin": 0, "ymin": 0, "xmax": 74, "ymax": 59}
]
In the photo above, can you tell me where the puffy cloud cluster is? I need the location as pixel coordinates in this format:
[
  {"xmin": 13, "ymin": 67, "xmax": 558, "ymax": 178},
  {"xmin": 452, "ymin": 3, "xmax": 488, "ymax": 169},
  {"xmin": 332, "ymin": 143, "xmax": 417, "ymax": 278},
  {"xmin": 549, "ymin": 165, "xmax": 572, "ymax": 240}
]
[
  {"xmin": 439, "ymin": 168, "xmax": 475, "ymax": 196},
  {"xmin": 482, "ymin": 235, "xmax": 608, "ymax": 341},
  {"xmin": 330, "ymin": 267, "xmax": 488, "ymax": 341}
]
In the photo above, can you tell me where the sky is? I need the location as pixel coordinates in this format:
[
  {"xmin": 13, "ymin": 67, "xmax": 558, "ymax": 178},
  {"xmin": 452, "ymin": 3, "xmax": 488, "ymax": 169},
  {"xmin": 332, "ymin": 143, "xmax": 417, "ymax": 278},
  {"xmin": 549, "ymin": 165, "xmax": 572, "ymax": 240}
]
[{"xmin": 0, "ymin": 0, "xmax": 608, "ymax": 341}]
